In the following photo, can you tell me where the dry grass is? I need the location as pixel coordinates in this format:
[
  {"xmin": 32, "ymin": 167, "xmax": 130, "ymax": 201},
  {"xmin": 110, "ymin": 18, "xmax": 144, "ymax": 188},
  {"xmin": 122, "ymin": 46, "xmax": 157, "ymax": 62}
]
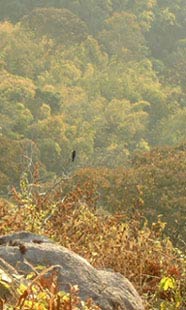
[{"xmin": 0, "ymin": 179, "xmax": 186, "ymax": 309}]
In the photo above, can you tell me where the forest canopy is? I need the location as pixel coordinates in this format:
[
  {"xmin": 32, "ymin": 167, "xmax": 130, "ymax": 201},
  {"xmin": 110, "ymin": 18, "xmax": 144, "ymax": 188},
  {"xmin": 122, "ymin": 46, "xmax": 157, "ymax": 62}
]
[{"xmin": 0, "ymin": 0, "xmax": 186, "ymax": 239}]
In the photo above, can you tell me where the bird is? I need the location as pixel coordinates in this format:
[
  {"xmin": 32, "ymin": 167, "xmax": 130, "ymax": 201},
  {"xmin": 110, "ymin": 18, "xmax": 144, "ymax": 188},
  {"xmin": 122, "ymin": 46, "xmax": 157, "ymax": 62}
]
[{"xmin": 72, "ymin": 150, "xmax": 76, "ymax": 162}]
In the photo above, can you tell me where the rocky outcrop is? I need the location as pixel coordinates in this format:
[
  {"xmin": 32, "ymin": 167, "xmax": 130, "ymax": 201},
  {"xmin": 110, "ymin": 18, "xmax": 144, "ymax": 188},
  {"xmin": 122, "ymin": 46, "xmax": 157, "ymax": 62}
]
[{"xmin": 0, "ymin": 231, "xmax": 144, "ymax": 310}]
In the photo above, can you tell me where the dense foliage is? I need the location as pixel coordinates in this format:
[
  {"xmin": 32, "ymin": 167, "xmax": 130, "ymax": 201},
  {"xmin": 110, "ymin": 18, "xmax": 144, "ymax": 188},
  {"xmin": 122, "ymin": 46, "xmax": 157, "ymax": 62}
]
[
  {"xmin": 0, "ymin": 0, "xmax": 186, "ymax": 178},
  {"xmin": 0, "ymin": 185, "xmax": 186, "ymax": 309},
  {"xmin": 0, "ymin": 2, "xmax": 186, "ymax": 308},
  {"xmin": 68, "ymin": 144, "xmax": 186, "ymax": 244}
]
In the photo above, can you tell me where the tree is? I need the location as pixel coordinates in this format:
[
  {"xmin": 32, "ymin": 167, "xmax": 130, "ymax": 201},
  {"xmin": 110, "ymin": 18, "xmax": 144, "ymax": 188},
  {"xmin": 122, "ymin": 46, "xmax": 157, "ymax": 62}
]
[
  {"xmin": 0, "ymin": 22, "xmax": 53, "ymax": 79},
  {"xmin": 39, "ymin": 138, "xmax": 62, "ymax": 172},
  {"xmin": 0, "ymin": 71, "xmax": 35, "ymax": 138},
  {"xmin": 58, "ymin": 0, "xmax": 112, "ymax": 34},
  {"xmin": 21, "ymin": 8, "xmax": 88, "ymax": 45},
  {"xmin": 98, "ymin": 11, "xmax": 148, "ymax": 60},
  {"xmin": 145, "ymin": 3, "xmax": 182, "ymax": 60},
  {"xmin": 35, "ymin": 86, "xmax": 62, "ymax": 114},
  {"xmin": 164, "ymin": 40, "xmax": 186, "ymax": 91},
  {"xmin": 0, "ymin": 136, "xmax": 23, "ymax": 189},
  {"xmin": 26, "ymin": 115, "xmax": 70, "ymax": 172},
  {"xmin": 157, "ymin": 108, "xmax": 186, "ymax": 146}
]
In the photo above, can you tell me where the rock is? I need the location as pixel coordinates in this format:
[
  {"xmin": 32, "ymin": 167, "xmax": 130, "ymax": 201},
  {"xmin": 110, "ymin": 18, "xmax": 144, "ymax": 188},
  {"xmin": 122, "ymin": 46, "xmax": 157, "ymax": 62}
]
[
  {"xmin": 0, "ymin": 231, "xmax": 52, "ymax": 245},
  {"xmin": 0, "ymin": 231, "xmax": 144, "ymax": 310}
]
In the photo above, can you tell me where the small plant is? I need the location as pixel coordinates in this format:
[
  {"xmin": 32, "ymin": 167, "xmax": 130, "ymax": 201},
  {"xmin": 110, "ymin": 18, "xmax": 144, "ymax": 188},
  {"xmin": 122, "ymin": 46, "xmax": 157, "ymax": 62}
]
[
  {"xmin": 0, "ymin": 266, "xmax": 101, "ymax": 310},
  {"xmin": 0, "ymin": 171, "xmax": 186, "ymax": 309},
  {"xmin": 156, "ymin": 276, "xmax": 183, "ymax": 310}
]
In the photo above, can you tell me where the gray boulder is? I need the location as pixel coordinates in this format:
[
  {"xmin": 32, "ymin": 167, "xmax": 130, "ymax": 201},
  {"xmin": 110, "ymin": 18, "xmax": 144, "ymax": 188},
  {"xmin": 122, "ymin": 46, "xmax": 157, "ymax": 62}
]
[{"xmin": 0, "ymin": 231, "xmax": 144, "ymax": 310}]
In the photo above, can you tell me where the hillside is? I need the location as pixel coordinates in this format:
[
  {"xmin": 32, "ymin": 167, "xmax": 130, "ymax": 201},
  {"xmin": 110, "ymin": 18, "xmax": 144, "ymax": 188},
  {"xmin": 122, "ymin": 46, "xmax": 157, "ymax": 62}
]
[
  {"xmin": 0, "ymin": 1, "xmax": 186, "ymax": 309},
  {"xmin": 0, "ymin": 0, "xmax": 186, "ymax": 182}
]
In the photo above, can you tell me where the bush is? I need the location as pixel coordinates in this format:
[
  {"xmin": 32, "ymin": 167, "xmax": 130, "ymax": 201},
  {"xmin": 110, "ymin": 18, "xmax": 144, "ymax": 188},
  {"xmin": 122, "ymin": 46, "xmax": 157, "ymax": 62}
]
[{"xmin": 0, "ymin": 175, "xmax": 185, "ymax": 309}]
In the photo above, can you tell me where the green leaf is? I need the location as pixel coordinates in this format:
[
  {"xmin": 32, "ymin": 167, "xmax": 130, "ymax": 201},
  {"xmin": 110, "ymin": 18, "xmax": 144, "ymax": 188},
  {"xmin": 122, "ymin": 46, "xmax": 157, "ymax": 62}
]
[
  {"xmin": 17, "ymin": 283, "xmax": 27, "ymax": 294},
  {"xmin": 159, "ymin": 276, "xmax": 176, "ymax": 291}
]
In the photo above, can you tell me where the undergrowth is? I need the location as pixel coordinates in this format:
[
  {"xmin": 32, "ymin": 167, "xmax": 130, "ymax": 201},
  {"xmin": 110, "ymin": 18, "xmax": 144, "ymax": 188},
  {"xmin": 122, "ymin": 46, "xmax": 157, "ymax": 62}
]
[
  {"xmin": 0, "ymin": 169, "xmax": 186, "ymax": 309},
  {"xmin": 0, "ymin": 264, "xmax": 100, "ymax": 310}
]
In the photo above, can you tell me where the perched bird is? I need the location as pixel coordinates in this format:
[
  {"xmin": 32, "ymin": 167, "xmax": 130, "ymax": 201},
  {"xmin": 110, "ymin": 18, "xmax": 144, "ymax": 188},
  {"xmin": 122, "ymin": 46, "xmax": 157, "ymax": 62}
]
[{"xmin": 72, "ymin": 150, "xmax": 76, "ymax": 162}]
